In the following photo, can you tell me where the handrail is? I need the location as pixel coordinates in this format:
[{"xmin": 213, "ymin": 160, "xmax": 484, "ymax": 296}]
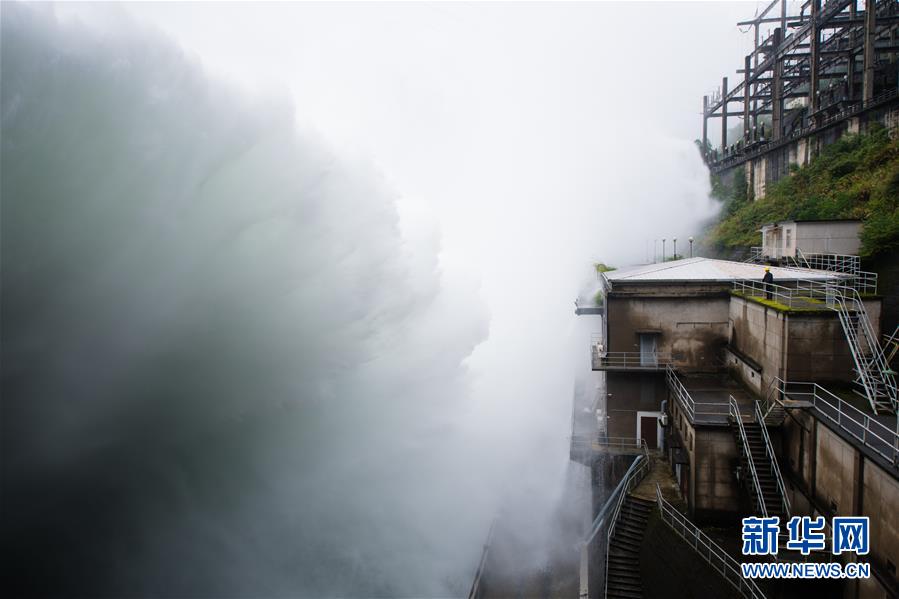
[
  {"xmin": 604, "ymin": 448, "xmax": 651, "ymax": 599},
  {"xmin": 667, "ymin": 364, "xmax": 695, "ymax": 422},
  {"xmin": 579, "ymin": 450, "xmax": 651, "ymax": 599},
  {"xmin": 655, "ymin": 484, "xmax": 767, "ymax": 599},
  {"xmin": 754, "ymin": 400, "xmax": 791, "ymax": 519},
  {"xmin": 467, "ymin": 519, "xmax": 496, "ymax": 599},
  {"xmin": 769, "ymin": 378, "xmax": 899, "ymax": 467},
  {"xmin": 829, "ymin": 284, "xmax": 898, "ymax": 412},
  {"xmin": 667, "ymin": 365, "xmax": 730, "ymax": 424},
  {"xmin": 570, "ymin": 436, "xmax": 650, "ymax": 454},
  {"xmin": 730, "ymin": 396, "xmax": 768, "ymax": 518},
  {"xmin": 592, "ymin": 350, "xmax": 672, "ymax": 370}
]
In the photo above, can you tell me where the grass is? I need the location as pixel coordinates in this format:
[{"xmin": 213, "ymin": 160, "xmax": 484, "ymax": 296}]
[
  {"xmin": 707, "ymin": 125, "xmax": 899, "ymax": 256},
  {"xmin": 730, "ymin": 291, "xmax": 833, "ymax": 314}
]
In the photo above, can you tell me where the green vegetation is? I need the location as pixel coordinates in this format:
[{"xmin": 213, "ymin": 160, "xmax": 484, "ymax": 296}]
[
  {"xmin": 707, "ymin": 125, "xmax": 899, "ymax": 256},
  {"xmin": 593, "ymin": 290, "xmax": 604, "ymax": 307},
  {"xmin": 594, "ymin": 262, "xmax": 616, "ymax": 273},
  {"xmin": 730, "ymin": 291, "xmax": 833, "ymax": 314}
]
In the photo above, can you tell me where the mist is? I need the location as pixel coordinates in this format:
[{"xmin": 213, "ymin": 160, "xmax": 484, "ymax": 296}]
[{"xmin": 2, "ymin": 2, "xmax": 751, "ymax": 597}]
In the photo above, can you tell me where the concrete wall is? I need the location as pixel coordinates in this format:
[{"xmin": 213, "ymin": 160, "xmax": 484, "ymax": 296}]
[
  {"xmin": 692, "ymin": 427, "xmax": 740, "ymax": 522},
  {"xmin": 729, "ymin": 295, "xmax": 856, "ymax": 391},
  {"xmin": 814, "ymin": 424, "xmax": 861, "ymax": 515},
  {"xmin": 606, "ymin": 372, "xmax": 667, "ymax": 440},
  {"xmin": 785, "ymin": 313, "xmax": 854, "ymax": 383},
  {"xmin": 794, "ymin": 221, "xmax": 863, "ymax": 256},
  {"xmin": 668, "ymin": 393, "xmax": 741, "ymax": 522},
  {"xmin": 782, "ymin": 410, "xmax": 899, "ymax": 592},
  {"xmin": 606, "ymin": 293, "xmax": 730, "ymax": 371},
  {"xmin": 863, "ymin": 462, "xmax": 899, "ymax": 587},
  {"xmin": 728, "ymin": 296, "xmax": 787, "ymax": 392}
]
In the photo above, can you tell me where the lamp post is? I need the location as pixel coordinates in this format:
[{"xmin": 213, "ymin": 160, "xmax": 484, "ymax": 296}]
[
  {"xmin": 689, "ymin": 236, "xmax": 694, "ymax": 258},
  {"xmin": 662, "ymin": 238, "xmax": 666, "ymax": 261},
  {"xmin": 673, "ymin": 237, "xmax": 677, "ymax": 260}
]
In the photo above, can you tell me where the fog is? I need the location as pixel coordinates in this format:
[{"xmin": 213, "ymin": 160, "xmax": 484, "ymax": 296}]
[{"xmin": 2, "ymin": 2, "xmax": 753, "ymax": 597}]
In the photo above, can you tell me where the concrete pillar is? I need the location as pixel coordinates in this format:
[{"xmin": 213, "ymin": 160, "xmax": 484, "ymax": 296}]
[
  {"xmin": 721, "ymin": 76, "xmax": 728, "ymax": 150},
  {"xmin": 809, "ymin": 0, "xmax": 820, "ymax": 114},
  {"xmin": 744, "ymin": 55, "xmax": 751, "ymax": 143},
  {"xmin": 863, "ymin": 0, "xmax": 876, "ymax": 103}
]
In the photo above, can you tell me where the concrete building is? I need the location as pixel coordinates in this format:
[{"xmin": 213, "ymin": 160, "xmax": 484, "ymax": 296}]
[
  {"xmin": 760, "ymin": 219, "xmax": 863, "ymax": 261},
  {"xmin": 592, "ymin": 256, "xmax": 898, "ymax": 596}
]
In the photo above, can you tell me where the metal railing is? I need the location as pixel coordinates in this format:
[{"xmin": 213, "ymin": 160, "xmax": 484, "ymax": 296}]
[
  {"xmin": 730, "ymin": 396, "xmax": 768, "ymax": 518},
  {"xmin": 570, "ymin": 436, "xmax": 651, "ymax": 455},
  {"xmin": 830, "ymin": 284, "xmax": 897, "ymax": 413},
  {"xmin": 768, "ymin": 378, "xmax": 899, "ymax": 468},
  {"xmin": 655, "ymin": 484, "xmax": 767, "ymax": 599},
  {"xmin": 580, "ymin": 450, "xmax": 651, "ymax": 599},
  {"xmin": 592, "ymin": 349, "xmax": 672, "ymax": 370},
  {"xmin": 754, "ymin": 400, "xmax": 792, "ymax": 520},
  {"xmin": 604, "ymin": 448, "xmax": 652, "ymax": 599},
  {"xmin": 745, "ymin": 246, "xmax": 764, "ymax": 264},
  {"xmin": 803, "ymin": 252, "xmax": 860, "ymax": 275},
  {"xmin": 667, "ymin": 365, "xmax": 730, "ymax": 424},
  {"xmin": 468, "ymin": 519, "xmax": 496, "ymax": 599},
  {"xmin": 733, "ymin": 276, "xmax": 896, "ymax": 412},
  {"xmin": 731, "ymin": 279, "xmax": 818, "ymax": 309}
]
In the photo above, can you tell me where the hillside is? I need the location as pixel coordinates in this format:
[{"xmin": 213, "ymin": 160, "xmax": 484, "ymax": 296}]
[{"xmin": 707, "ymin": 125, "xmax": 899, "ymax": 256}]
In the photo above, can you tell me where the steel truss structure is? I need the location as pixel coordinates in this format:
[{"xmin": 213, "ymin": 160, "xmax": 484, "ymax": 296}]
[{"xmin": 702, "ymin": 0, "xmax": 899, "ymax": 171}]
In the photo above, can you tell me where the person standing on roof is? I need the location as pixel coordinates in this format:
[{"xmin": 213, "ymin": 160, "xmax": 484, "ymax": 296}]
[{"xmin": 763, "ymin": 266, "xmax": 774, "ymax": 300}]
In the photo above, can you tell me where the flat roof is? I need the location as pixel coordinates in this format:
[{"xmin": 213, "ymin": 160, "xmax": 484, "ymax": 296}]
[
  {"xmin": 604, "ymin": 257, "xmax": 846, "ymax": 284},
  {"xmin": 760, "ymin": 219, "xmax": 862, "ymax": 227}
]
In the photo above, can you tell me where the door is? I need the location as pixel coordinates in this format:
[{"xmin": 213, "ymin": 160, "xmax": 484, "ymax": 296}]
[
  {"xmin": 640, "ymin": 416, "xmax": 658, "ymax": 449},
  {"xmin": 639, "ymin": 334, "xmax": 658, "ymax": 366}
]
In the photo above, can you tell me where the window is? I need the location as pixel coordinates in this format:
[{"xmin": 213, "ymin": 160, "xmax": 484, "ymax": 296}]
[{"xmin": 785, "ymin": 227, "xmax": 792, "ymax": 250}]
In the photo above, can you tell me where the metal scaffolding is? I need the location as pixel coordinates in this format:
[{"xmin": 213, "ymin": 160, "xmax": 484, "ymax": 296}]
[{"xmin": 702, "ymin": 0, "xmax": 899, "ymax": 170}]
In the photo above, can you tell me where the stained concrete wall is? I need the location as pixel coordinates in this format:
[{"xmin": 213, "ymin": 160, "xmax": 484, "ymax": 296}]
[
  {"xmin": 729, "ymin": 295, "xmax": 861, "ymax": 391},
  {"xmin": 728, "ymin": 296, "xmax": 787, "ymax": 392},
  {"xmin": 785, "ymin": 313, "xmax": 854, "ymax": 383},
  {"xmin": 691, "ymin": 426, "xmax": 740, "ymax": 522},
  {"xmin": 863, "ymin": 461, "xmax": 899, "ymax": 587},
  {"xmin": 606, "ymin": 293, "xmax": 730, "ymax": 371},
  {"xmin": 606, "ymin": 372, "xmax": 666, "ymax": 440},
  {"xmin": 814, "ymin": 424, "xmax": 861, "ymax": 515},
  {"xmin": 782, "ymin": 410, "xmax": 899, "ymax": 593}
]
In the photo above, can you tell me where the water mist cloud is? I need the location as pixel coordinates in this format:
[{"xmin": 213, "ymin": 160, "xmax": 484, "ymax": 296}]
[{"xmin": 2, "ymin": 4, "xmax": 490, "ymax": 596}]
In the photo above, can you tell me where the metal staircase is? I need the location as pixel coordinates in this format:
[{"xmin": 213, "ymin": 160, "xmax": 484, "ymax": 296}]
[
  {"xmin": 729, "ymin": 397, "xmax": 791, "ymax": 519},
  {"xmin": 829, "ymin": 284, "xmax": 898, "ymax": 414},
  {"xmin": 729, "ymin": 398, "xmax": 770, "ymax": 518},
  {"xmin": 605, "ymin": 495, "xmax": 653, "ymax": 599}
]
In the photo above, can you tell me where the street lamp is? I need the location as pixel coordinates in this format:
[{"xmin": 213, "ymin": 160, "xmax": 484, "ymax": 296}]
[
  {"xmin": 689, "ymin": 236, "xmax": 694, "ymax": 258},
  {"xmin": 662, "ymin": 238, "xmax": 666, "ymax": 261},
  {"xmin": 673, "ymin": 237, "xmax": 677, "ymax": 260}
]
